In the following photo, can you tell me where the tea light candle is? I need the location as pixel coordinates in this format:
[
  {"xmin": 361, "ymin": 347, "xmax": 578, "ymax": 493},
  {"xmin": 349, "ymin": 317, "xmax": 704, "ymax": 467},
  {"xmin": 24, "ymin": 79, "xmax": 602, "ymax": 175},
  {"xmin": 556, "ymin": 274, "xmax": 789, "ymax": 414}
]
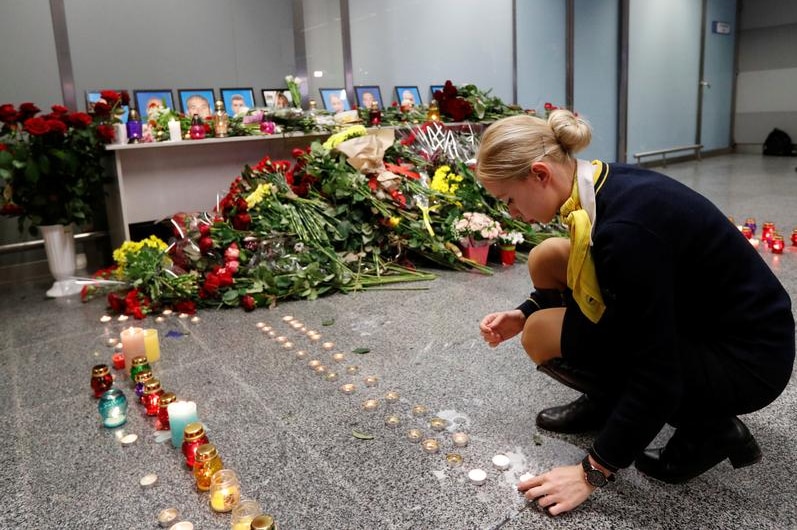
[
  {"xmin": 492, "ymin": 454, "xmax": 511, "ymax": 470},
  {"xmin": 291, "ymin": 321, "xmax": 303, "ymax": 329},
  {"xmin": 282, "ymin": 315, "xmax": 294, "ymax": 322},
  {"xmin": 340, "ymin": 383, "xmax": 356, "ymax": 394},
  {"xmin": 143, "ymin": 328, "xmax": 160, "ymax": 363},
  {"xmin": 168, "ymin": 522, "xmax": 193, "ymax": 530},
  {"xmin": 157, "ymin": 508, "xmax": 179, "ymax": 527},
  {"xmin": 451, "ymin": 432, "xmax": 469, "ymax": 447},
  {"xmin": 385, "ymin": 391, "xmax": 400, "ymax": 403},
  {"xmin": 261, "ymin": 326, "xmax": 273, "ymax": 332},
  {"xmin": 107, "ymin": 337, "xmax": 118, "ymax": 346},
  {"xmin": 429, "ymin": 417, "xmax": 448, "ymax": 431},
  {"xmin": 256, "ymin": 322, "xmax": 266, "ymax": 328},
  {"xmin": 324, "ymin": 371, "xmax": 339, "ymax": 382},
  {"xmin": 313, "ymin": 365, "xmax": 327, "ymax": 375},
  {"xmin": 100, "ymin": 315, "xmax": 112, "ymax": 323},
  {"xmin": 283, "ymin": 341, "xmax": 294, "ymax": 349},
  {"xmin": 190, "ymin": 316, "xmax": 200, "ymax": 324},
  {"xmin": 305, "ymin": 329, "xmax": 318, "ymax": 336},
  {"xmin": 384, "ymin": 415, "xmax": 401, "ymax": 428},
  {"xmin": 331, "ymin": 353, "xmax": 345, "ymax": 363},
  {"xmin": 118, "ymin": 315, "xmax": 129, "ymax": 322},
  {"xmin": 446, "ymin": 453, "xmax": 463, "ymax": 467},
  {"xmin": 468, "ymin": 468, "xmax": 487, "ymax": 485},
  {"xmin": 167, "ymin": 400, "xmax": 199, "ymax": 448},
  {"xmin": 139, "ymin": 473, "xmax": 158, "ymax": 488},
  {"xmin": 421, "ymin": 439, "xmax": 440, "ymax": 454},
  {"xmin": 308, "ymin": 359, "xmax": 321, "ymax": 369},
  {"xmin": 364, "ymin": 376, "xmax": 379, "ymax": 387},
  {"xmin": 346, "ymin": 365, "xmax": 360, "ymax": 375},
  {"xmin": 155, "ymin": 316, "xmax": 165, "ymax": 323},
  {"xmin": 276, "ymin": 336, "xmax": 288, "ymax": 343},
  {"xmin": 308, "ymin": 333, "xmax": 321, "ymax": 341},
  {"xmin": 162, "ymin": 309, "xmax": 173, "ymax": 316},
  {"xmin": 178, "ymin": 313, "xmax": 189, "ymax": 319},
  {"xmin": 120, "ymin": 327, "xmax": 145, "ymax": 372},
  {"xmin": 267, "ymin": 330, "xmax": 277, "ymax": 338},
  {"xmin": 411, "ymin": 405, "xmax": 428, "ymax": 417},
  {"xmin": 295, "ymin": 350, "xmax": 308, "ymax": 359},
  {"xmin": 406, "ymin": 429, "xmax": 423, "ymax": 442},
  {"xmin": 362, "ymin": 399, "xmax": 380, "ymax": 411},
  {"xmin": 322, "ymin": 341, "xmax": 335, "ymax": 350},
  {"xmin": 518, "ymin": 472, "xmax": 536, "ymax": 483}
]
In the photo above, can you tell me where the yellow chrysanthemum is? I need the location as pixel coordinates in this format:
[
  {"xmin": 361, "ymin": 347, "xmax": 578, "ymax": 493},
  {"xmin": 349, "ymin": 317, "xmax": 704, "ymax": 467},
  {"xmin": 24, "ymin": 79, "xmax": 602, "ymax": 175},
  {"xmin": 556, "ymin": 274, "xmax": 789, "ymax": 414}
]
[
  {"xmin": 323, "ymin": 125, "xmax": 367, "ymax": 150},
  {"xmin": 430, "ymin": 165, "xmax": 464, "ymax": 195},
  {"xmin": 246, "ymin": 182, "xmax": 272, "ymax": 209},
  {"xmin": 112, "ymin": 236, "xmax": 168, "ymax": 272},
  {"xmin": 389, "ymin": 216, "xmax": 401, "ymax": 228}
]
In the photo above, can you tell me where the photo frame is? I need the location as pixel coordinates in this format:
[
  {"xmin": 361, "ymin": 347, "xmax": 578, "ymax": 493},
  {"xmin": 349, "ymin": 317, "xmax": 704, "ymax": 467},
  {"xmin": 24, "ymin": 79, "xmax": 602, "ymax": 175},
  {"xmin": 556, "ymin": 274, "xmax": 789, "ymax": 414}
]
[
  {"xmin": 430, "ymin": 85, "xmax": 444, "ymax": 99},
  {"xmin": 395, "ymin": 86, "xmax": 423, "ymax": 108},
  {"xmin": 261, "ymin": 88, "xmax": 292, "ymax": 109},
  {"xmin": 354, "ymin": 86, "xmax": 383, "ymax": 109},
  {"xmin": 134, "ymin": 89, "xmax": 175, "ymax": 120},
  {"xmin": 85, "ymin": 89, "xmax": 130, "ymax": 123},
  {"xmin": 319, "ymin": 88, "xmax": 351, "ymax": 113},
  {"xmin": 178, "ymin": 89, "xmax": 215, "ymax": 119},
  {"xmin": 220, "ymin": 88, "xmax": 255, "ymax": 116}
]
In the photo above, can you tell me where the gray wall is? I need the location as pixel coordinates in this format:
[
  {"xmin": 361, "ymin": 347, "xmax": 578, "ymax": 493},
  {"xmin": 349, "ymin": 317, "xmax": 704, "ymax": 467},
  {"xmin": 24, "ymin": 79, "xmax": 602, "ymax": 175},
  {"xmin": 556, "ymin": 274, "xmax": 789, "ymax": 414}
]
[{"xmin": 735, "ymin": 0, "xmax": 797, "ymax": 148}]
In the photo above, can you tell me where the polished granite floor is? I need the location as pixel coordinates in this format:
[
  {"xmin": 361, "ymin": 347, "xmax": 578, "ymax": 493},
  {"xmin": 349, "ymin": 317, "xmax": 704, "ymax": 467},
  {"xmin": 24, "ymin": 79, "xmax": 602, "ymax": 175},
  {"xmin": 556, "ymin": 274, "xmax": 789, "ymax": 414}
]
[{"xmin": 1, "ymin": 153, "xmax": 796, "ymax": 530}]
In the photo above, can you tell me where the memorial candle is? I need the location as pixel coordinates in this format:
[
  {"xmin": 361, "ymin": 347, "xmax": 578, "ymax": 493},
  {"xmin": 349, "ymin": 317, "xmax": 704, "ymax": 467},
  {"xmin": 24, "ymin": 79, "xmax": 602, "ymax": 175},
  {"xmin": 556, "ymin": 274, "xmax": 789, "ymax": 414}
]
[
  {"xmin": 143, "ymin": 328, "xmax": 161, "ymax": 363},
  {"xmin": 120, "ymin": 327, "xmax": 145, "ymax": 373},
  {"xmin": 167, "ymin": 400, "xmax": 199, "ymax": 448}
]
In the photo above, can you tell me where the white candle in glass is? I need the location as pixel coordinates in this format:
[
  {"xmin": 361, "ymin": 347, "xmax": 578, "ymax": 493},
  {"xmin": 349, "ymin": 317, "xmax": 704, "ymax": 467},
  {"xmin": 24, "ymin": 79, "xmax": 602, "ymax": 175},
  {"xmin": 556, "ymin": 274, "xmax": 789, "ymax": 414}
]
[
  {"xmin": 167, "ymin": 401, "xmax": 199, "ymax": 448},
  {"xmin": 168, "ymin": 120, "xmax": 182, "ymax": 141}
]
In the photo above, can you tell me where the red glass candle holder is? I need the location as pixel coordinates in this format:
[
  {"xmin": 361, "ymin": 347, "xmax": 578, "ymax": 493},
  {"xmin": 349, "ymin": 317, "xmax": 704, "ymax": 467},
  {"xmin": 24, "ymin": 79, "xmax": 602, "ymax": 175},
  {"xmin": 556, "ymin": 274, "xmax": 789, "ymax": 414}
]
[
  {"xmin": 141, "ymin": 379, "xmax": 164, "ymax": 416},
  {"xmin": 771, "ymin": 235, "xmax": 785, "ymax": 254},
  {"xmin": 182, "ymin": 422, "xmax": 210, "ymax": 469},
  {"xmin": 157, "ymin": 392, "xmax": 176, "ymax": 431},
  {"xmin": 791, "ymin": 229, "xmax": 797, "ymax": 246},
  {"xmin": 741, "ymin": 226, "xmax": 752, "ymax": 239},
  {"xmin": 112, "ymin": 353, "xmax": 126, "ymax": 371},
  {"xmin": 761, "ymin": 222, "xmax": 775, "ymax": 246},
  {"xmin": 90, "ymin": 364, "xmax": 113, "ymax": 398}
]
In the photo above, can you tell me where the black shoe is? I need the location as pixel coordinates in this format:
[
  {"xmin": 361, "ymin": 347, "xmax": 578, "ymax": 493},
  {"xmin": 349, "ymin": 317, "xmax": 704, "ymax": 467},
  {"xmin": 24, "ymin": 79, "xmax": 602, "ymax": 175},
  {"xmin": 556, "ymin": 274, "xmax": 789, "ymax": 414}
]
[
  {"xmin": 634, "ymin": 417, "xmax": 762, "ymax": 484},
  {"xmin": 536, "ymin": 394, "xmax": 609, "ymax": 434}
]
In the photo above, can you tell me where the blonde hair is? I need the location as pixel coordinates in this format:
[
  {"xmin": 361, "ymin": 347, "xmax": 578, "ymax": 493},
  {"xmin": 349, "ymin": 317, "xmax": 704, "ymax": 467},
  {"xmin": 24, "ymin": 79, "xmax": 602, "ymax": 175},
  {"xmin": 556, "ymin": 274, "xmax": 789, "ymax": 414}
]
[{"xmin": 476, "ymin": 109, "xmax": 591, "ymax": 183}]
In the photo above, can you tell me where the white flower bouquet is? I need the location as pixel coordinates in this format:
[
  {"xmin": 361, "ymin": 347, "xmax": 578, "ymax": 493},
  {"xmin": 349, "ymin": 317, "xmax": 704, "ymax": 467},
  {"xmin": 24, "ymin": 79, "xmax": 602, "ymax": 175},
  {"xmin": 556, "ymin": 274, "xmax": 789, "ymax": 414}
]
[{"xmin": 498, "ymin": 230, "xmax": 524, "ymax": 247}]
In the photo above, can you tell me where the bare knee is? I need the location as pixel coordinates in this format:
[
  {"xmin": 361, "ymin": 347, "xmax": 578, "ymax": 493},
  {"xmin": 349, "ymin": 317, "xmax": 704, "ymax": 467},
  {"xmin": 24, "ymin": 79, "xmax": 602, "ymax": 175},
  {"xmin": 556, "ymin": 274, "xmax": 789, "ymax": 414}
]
[
  {"xmin": 528, "ymin": 237, "xmax": 570, "ymax": 289},
  {"xmin": 520, "ymin": 311, "xmax": 562, "ymax": 365}
]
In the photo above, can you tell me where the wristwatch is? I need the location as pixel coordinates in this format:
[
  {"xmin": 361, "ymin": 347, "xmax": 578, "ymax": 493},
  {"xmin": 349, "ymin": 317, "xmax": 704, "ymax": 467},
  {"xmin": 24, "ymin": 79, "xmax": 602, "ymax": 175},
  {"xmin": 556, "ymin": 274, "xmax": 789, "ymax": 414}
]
[{"xmin": 581, "ymin": 455, "xmax": 614, "ymax": 487}]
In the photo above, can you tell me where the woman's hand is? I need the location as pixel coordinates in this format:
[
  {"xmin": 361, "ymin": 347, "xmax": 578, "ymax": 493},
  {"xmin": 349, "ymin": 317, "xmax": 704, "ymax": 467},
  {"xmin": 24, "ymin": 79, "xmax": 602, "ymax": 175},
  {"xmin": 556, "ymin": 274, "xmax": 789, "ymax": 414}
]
[
  {"xmin": 479, "ymin": 310, "xmax": 526, "ymax": 347},
  {"xmin": 517, "ymin": 465, "xmax": 595, "ymax": 516}
]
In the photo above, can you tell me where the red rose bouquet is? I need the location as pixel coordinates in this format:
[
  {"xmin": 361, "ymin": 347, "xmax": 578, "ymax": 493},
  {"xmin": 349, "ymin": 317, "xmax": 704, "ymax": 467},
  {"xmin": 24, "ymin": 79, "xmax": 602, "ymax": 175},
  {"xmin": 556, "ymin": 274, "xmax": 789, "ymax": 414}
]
[{"xmin": 0, "ymin": 99, "xmax": 116, "ymax": 233}]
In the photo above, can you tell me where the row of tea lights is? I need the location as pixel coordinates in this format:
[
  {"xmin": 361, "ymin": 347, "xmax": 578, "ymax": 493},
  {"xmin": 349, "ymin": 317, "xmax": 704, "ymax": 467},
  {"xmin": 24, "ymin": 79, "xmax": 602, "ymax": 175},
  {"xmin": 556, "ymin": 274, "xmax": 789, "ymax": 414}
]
[
  {"xmin": 92, "ymin": 311, "xmax": 276, "ymax": 530},
  {"xmin": 258, "ymin": 314, "xmax": 520, "ymax": 487},
  {"xmin": 735, "ymin": 218, "xmax": 797, "ymax": 253}
]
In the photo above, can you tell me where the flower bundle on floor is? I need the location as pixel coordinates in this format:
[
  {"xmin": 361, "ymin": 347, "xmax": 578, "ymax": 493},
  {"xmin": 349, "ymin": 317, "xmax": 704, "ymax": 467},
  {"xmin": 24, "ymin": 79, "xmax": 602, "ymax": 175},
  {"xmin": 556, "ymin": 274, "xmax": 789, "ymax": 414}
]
[{"xmin": 89, "ymin": 122, "xmax": 561, "ymax": 315}]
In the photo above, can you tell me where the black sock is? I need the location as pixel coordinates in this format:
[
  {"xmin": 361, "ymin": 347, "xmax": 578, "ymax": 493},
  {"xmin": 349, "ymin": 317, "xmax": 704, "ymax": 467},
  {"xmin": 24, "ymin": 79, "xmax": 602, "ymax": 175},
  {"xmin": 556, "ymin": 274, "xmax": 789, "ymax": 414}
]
[{"xmin": 516, "ymin": 289, "xmax": 567, "ymax": 318}]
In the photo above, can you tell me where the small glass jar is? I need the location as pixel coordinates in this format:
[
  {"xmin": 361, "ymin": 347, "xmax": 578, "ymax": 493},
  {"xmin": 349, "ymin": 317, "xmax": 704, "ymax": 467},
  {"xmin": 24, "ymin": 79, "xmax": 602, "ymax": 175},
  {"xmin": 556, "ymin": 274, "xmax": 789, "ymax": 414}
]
[
  {"xmin": 97, "ymin": 388, "xmax": 128, "ymax": 428},
  {"xmin": 141, "ymin": 379, "xmax": 164, "ymax": 416},
  {"xmin": 126, "ymin": 108, "xmax": 142, "ymax": 143},
  {"xmin": 209, "ymin": 469, "xmax": 241, "ymax": 513},
  {"xmin": 426, "ymin": 101, "xmax": 441, "ymax": 122},
  {"xmin": 193, "ymin": 443, "xmax": 223, "ymax": 491},
  {"xmin": 369, "ymin": 101, "xmax": 381, "ymax": 126},
  {"xmin": 213, "ymin": 100, "xmax": 229, "ymax": 138},
  {"xmin": 182, "ymin": 422, "xmax": 210, "ymax": 469},
  {"xmin": 189, "ymin": 113, "xmax": 206, "ymax": 140},
  {"xmin": 157, "ymin": 392, "xmax": 176, "ymax": 430},
  {"xmin": 744, "ymin": 217, "xmax": 757, "ymax": 235},
  {"xmin": 129, "ymin": 356, "xmax": 151, "ymax": 384},
  {"xmin": 791, "ymin": 228, "xmax": 797, "ymax": 247},
  {"xmin": 250, "ymin": 514, "xmax": 276, "ymax": 530},
  {"xmin": 771, "ymin": 234, "xmax": 785, "ymax": 254},
  {"xmin": 231, "ymin": 498, "xmax": 261, "ymax": 530},
  {"xmin": 134, "ymin": 369, "xmax": 154, "ymax": 401},
  {"xmin": 90, "ymin": 364, "xmax": 113, "ymax": 398}
]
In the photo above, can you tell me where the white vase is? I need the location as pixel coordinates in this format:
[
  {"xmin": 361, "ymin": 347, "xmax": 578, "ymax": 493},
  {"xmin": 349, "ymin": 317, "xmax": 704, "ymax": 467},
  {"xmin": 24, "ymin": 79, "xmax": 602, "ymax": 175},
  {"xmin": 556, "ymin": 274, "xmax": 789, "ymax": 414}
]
[{"xmin": 40, "ymin": 224, "xmax": 82, "ymax": 297}]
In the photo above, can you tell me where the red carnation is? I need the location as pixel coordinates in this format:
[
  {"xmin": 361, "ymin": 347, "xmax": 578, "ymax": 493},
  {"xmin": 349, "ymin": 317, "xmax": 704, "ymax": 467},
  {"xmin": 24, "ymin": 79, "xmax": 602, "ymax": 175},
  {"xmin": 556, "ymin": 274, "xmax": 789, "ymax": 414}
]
[
  {"xmin": 96, "ymin": 123, "xmax": 116, "ymax": 143},
  {"xmin": 198, "ymin": 236, "xmax": 214, "ymax": 253},
  {"xmin": 173, "ymin": 299, "xmax": 196, "ymax": 314},
  {"xmin": 198, "ymin": 223, "xmax": 211, "ymax": 236},
  {"xmin": 232, "ymin": 213, "xmax": 251, "ymax": 230},
  {"xmin": 291, "ymin": 147, "xmax": 305, "ymax": 159},
  {"xmin": 107, "ymin": 292, "xmax": 125, "ymax": 313},
  {"xmin": 23, "ymin": 117, "xmax": 50, "ymax": 136},
  {"xmin": 241, "ymin": 295, "xmax": 256, "ymax": 312}
]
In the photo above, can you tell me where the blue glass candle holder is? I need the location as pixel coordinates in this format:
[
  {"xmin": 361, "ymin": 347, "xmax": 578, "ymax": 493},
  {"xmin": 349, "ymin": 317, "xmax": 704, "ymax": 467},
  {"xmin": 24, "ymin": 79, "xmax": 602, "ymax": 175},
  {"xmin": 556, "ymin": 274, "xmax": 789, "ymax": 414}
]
[{"xmin": 98, "ymin": 388, "xmax": 128, "ymax": 428}]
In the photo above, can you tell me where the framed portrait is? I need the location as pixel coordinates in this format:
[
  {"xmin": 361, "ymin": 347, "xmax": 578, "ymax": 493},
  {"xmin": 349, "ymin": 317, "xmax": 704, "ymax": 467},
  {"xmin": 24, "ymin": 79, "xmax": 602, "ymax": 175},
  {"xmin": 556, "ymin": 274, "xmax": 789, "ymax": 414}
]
[
  {"xmin": 134, "ymin": 89, "xmax": 175, "ymax": 121},
  {"xmin": 430, "ymin": 85, "xmax": 444, "ymax": 98},
  {"xmin": 220, "ymin": 88, "xmax": 255, "ymax": 116},
  {"xmin": 395, "ymin": 86, "xmax": 422, "ymax": 108},
  {"xmin": 85, "ymin": 89, "xmax": 130, "ymax": 123},
  {"xmin": 319, "ymin": 88, "xmax": 351, "ymax": 113},
  {"xmin": 262, "ymin": 88, "xmax": 292, "ymax": 109},
  {"xmin": 354, "ymin": 86, "xmax": 383, "ymax": 109},
  {"xmin": 178, "ymin": 89, "xmax": 215, "ymax": 119}
]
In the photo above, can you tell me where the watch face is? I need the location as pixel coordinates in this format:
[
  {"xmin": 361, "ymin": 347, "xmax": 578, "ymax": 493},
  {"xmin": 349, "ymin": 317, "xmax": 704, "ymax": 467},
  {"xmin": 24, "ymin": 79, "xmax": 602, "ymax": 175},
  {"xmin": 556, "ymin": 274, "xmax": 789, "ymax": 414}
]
[{"xmin": 586, "ymin": 469, "xmax": 608, "ymax": 487}]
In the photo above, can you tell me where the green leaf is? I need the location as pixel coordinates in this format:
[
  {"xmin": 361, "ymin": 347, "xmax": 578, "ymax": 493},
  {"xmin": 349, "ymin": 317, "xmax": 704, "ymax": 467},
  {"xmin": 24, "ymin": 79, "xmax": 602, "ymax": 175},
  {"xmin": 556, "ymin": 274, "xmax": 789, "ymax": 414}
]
[
  {"xmin": 352, "ymin": 429, "xmax": 374, "ymax": 440},
  {"xmin": 352, "ymin": 347, "xmax": 370, "ymax": 355},
  {"xmin": 321, "ymin": 318, "xmax": 335, "ymax": 326}
]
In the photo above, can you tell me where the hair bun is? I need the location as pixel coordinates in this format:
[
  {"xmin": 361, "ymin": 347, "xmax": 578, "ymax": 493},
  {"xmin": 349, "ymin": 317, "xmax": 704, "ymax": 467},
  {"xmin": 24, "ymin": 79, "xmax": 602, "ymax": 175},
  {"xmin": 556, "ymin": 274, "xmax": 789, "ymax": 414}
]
[{"xmin": 548, "ymin": 109, "xmax": 591, "ymax": 154}]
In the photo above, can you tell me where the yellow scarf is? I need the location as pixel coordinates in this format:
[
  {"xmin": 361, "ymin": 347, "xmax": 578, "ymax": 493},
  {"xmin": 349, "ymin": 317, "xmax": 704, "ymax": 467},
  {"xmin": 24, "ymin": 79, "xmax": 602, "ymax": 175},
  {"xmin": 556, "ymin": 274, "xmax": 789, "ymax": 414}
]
[{"xmin": 559, "ymin": 160, "xmax": 606, "ymax": 323}]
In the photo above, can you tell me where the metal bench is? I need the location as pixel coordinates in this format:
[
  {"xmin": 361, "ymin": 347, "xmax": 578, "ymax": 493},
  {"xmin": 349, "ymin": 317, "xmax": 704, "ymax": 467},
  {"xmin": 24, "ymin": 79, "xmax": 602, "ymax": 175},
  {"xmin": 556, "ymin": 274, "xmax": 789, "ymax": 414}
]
[{"xmin": 633, "ymin": 144, "xmax": 703, "ymax": 167}]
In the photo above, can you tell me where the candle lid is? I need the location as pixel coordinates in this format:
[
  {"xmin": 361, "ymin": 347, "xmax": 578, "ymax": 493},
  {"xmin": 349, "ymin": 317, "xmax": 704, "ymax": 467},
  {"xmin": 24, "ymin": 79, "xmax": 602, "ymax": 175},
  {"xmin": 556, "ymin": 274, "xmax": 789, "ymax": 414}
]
[
  {"xmin": 195, "ymin": 443, "xmax": 218, "ymax": 462},
  {"xmin": 135, "ymin": 370, "xmax": 154, "ymax": 383},
  {"xmin": 92, "ymin": 364, "xmax": 110, "ymax": 377},
  {"xmin": 131, "ymin": 356, "xmax": 149, "ymax": 367},
  {"xmin": 143, "ymin": 379, "xmax": 162, "ymax": 394},
  {"xmin": 183, "ymin": 422, "xmax": 205, "ymax": 440},
  {"xmin": 159, "ymin": 392, "xmax": 177, "ymax": 408},
  {"xmin": 250, "ymin": 514, "xmax": 275, "ymax": 530}
]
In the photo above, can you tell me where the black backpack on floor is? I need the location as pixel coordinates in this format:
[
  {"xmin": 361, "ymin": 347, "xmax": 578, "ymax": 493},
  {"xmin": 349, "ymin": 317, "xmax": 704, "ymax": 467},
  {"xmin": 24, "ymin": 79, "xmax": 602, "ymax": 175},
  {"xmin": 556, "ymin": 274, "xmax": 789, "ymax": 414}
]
[{"xmin": 763, "ymin": 128, "xmax": 794, "ymax": 156}]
